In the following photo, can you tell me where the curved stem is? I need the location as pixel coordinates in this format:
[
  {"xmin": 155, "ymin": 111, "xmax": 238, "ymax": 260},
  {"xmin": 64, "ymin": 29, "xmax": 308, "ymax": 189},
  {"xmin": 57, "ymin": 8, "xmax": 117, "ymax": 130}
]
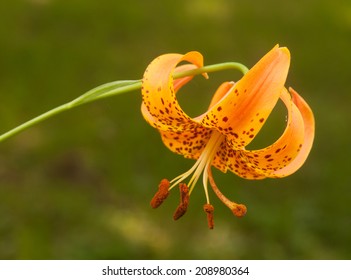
[
  {"xmin": 174, "ymin": 62, "xmax": 249, "ymax": 79},
  {"xmin": 0, "ymin": 61, "xmax": 248, "ymax": 143}
]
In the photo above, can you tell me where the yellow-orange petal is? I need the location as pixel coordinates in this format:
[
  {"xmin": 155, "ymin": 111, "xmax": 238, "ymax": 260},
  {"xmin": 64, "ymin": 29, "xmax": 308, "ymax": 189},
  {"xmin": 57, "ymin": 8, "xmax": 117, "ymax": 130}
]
[
  {"xmin": 141, "ymin": 51, "xmax": 204, "ymax": 132},
  {"xmin": 207, "ymin": 82, "xmax": 236, "ymax": 110},
  {"xmin": 211, "ymin": 146, "xmax": 267, "ymax": 179},
  {"xmin": 234, "ymin": 87, "xmax": 305, "ymax": 178},
  {"xmin": 201, "ymin": 45, "xmax": 291, "ymax": 149},
  {"xmin": 270, "ymin": 88, "xmax": 315, "ymax": 177}
]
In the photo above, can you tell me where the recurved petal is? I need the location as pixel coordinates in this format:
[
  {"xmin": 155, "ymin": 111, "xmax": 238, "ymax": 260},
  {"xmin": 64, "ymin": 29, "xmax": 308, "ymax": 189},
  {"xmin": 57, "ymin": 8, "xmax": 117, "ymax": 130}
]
[
  {"xmin": 141, "ymin": 51, "xmax": 204, "ymax": 132},
  {"xmin": 270, "ymin": 88, "xmax": 315, "ymax": 177},
  {"xmin": 229, "ymin": 87, "xmax": 311, "ymax": 178},
  {"xmin": 202, "ymin": 45, "xmax": 291, "ymax": 149}
]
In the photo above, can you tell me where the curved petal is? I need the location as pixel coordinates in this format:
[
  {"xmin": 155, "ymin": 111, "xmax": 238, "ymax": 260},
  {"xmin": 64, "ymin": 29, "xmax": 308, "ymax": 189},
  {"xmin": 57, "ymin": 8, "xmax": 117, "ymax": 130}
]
[
  {"xmin": 141, "ymin": 51, "xmax": 205, "ymax": 132},
  {"xmin": 226, "ymin": 87, "xmax": 311, "ymax": 179},
  {"xmin": 201, "ymin": 45, "xmax": 291, "ymax": 149},
  {"xmin": 270, "ymin": 88, "xmax": 315, "ymax": 177}
]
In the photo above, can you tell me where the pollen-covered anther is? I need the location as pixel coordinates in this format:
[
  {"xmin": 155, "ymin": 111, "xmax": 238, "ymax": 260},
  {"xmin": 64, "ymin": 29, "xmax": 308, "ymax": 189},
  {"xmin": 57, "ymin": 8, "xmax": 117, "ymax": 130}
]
[
  {"xmin": 231, "ymin": 203, "xmax": 247, "ymax": 217},
  {"xmin": 150, "ymin": 179, "xmax": 170, "ymax": 208},
  {"xmin": 173, "ymin": 183, "xmax": 189, "ymax": 220},
  {"xmin": 203, "ymin": 204, "xmax": 215, "ymax": 229}
]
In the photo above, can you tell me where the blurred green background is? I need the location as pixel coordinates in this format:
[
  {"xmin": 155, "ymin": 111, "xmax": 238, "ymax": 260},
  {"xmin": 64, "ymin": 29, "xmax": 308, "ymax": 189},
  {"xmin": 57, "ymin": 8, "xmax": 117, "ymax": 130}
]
[{"xmin": 0, "ymin": 0, "xmax": 350, "ymax": 259}]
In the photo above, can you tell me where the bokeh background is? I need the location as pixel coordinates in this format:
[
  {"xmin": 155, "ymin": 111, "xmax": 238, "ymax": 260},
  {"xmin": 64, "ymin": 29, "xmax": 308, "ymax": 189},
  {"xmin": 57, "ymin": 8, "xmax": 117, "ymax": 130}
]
[{"xmin": 0, "ymin": 0, "xmax": 350, "ymax": 259}]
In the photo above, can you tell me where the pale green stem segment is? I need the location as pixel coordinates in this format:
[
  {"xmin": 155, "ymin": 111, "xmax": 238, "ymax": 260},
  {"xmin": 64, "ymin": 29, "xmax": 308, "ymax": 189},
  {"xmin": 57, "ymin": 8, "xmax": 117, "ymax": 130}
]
[{"xmin": 0, "ymin": 62, "xmax": 248, "ymax": 143}]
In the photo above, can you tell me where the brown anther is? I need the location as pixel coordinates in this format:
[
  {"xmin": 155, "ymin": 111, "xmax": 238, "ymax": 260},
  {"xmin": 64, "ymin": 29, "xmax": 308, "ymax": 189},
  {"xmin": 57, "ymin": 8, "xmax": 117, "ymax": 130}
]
[
  {"xmin": 173, "ymin": 183, "xmax": 189, "ymax": 220},
  {"xmin": 150, "ymin": 179, "xmax": 170, "ymax": 208},
  {"xmin": 203, "ymin": 204, "xmax": 214, "ymax": 229},
  {"xmin": 173, "ymin": 203, "xmax": 188, "ymax": 220},
  {"xmin": 231, "ymin": 204, "xmax": 247, "ymax": 217}
]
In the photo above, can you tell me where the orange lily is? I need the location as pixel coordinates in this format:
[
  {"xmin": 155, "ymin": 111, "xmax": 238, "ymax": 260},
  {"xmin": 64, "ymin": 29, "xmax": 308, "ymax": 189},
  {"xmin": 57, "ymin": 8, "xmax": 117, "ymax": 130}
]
[{"xmin": 142, "ymin": 45, "xmax": 315, "ymax": 229}]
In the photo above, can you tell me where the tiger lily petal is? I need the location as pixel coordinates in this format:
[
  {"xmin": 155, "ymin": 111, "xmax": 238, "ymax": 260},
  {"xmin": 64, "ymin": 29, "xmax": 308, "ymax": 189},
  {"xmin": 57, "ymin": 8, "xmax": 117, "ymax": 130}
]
[
  {"xmin": 141, "ymin": 51, "xmax": 206, "ymax": 132},
  {"xmin": 142, "ymin": 46, "xmax": 315, "ymax": 229}
]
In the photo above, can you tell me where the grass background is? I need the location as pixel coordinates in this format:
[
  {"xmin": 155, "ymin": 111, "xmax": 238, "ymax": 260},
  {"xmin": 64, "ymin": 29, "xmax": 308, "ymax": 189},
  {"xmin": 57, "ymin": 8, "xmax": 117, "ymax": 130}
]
[{"xmin": 0, "ymin": 0, "xmax": 350, "ymax": 259}]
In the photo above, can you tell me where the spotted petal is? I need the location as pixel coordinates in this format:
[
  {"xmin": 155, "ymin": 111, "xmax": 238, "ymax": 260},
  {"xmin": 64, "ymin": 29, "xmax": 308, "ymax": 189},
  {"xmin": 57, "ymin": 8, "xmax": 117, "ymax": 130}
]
[
  {"xmin": 201, "ymin": 46, "xmax": 291, "ymax": 149},
  {"xmin": 160, "ymin": 127, "xmax": 212, "ymax": 160},
  {"xmin": 159, "ymin": 82, "xmax": 235, "ymax": 160},
  {"xmin": 141, "ymin": 51, "xmax": 205, "ymax": 132},
  {"xmin": 217, "ymin": 87, "xmax": 314, "ymax": 179}
]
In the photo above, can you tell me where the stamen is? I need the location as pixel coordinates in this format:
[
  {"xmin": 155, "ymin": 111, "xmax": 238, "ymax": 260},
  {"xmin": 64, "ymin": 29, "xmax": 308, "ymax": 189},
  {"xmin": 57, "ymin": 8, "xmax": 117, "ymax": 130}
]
[
  {"xmin": 173, "ymin": 183, "xmax": 189, "ymax": 220},
  {"xmin": 169, "ymin": 149, "xmax": 206, "ymax": 191},
  {"xmin": 207, "ymin": 166, "xmax": 247, "ymax": 217},
  {"xmin": 169, "ymin": 131, "xmax": 224, "ymax": 195},
  {"xmin": 203, "ymin": 203, "xmax": 215, "ymax": 229},
  {"xmin": 150, "ymin": 179, "xmax": 170, "ymax": 208},
  {"xmin": 202, "ymin": 161, "xmax": 211, "ymax": 204}
]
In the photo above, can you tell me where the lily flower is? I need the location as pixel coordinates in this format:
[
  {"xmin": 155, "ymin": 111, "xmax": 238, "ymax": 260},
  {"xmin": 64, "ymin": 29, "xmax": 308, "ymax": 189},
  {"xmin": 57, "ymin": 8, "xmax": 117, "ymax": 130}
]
[{"xmin": 142, "ymin": 45, "xmax": 315, "ymax": 229}]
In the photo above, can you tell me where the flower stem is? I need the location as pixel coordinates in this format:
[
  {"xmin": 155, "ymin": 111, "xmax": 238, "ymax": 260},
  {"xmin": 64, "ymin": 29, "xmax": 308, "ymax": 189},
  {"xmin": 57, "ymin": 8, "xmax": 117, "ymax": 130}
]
[
  {"xmin": 0, "ymin": 62, "xmax": 248, "ymax": 143},
  {"xmin": 173, "ymin": 62, "xmax": 249, "ymax": 79}
]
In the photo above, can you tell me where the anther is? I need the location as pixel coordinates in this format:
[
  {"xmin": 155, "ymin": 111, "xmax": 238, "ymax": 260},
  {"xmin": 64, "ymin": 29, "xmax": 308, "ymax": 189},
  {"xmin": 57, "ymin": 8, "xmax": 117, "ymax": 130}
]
[
  {"xmin": 150, "ymin": 179, "xmax": 170, "ymax": 208},
  {"xmin": 173, "ymin": 183, "xmax": 189, "ymax": 220},
  {"xmin": 203, "ymin": 204, "xmax": 214, "ymax": 229},
  {"xmin": 231, "ymin": 204, "xmax": 247, "ymax": 217}
]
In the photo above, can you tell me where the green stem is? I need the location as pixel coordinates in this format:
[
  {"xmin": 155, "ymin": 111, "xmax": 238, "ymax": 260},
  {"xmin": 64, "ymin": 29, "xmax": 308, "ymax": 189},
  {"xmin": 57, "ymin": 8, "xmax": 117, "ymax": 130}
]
[
  {"xmin": 0, "ymin": 104, "xmax": 70, "ymax": 142},
  {"xmin": 174, "ymin": 62, "xmax": 249, "ymax": 79},
  {"xmin": 0, "ymin": 62, "xmax": 248, "ymax": 143}
]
